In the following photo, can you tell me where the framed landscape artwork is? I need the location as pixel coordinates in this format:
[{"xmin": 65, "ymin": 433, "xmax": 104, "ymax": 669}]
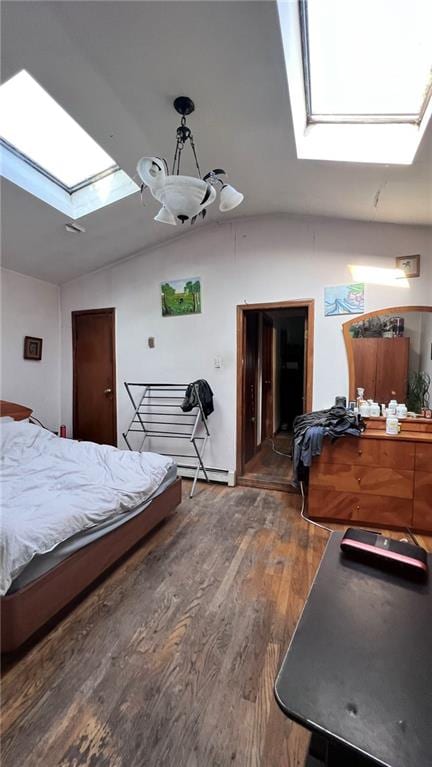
[
  {"xmin": 161, "ymin": 278, "xmax": 202, "ymax": 316},
  {"xmin": 324, "ymin": 283, "xmax": 365, "ymax": 316}
]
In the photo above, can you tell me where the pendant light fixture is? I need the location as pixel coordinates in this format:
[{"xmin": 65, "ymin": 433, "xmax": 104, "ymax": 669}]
[{"xmin": 137, "ymin": 97, "xmax": 244, "ymax": 225}]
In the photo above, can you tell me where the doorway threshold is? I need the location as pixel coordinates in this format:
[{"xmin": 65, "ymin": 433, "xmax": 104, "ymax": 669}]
[
  {"xmin": 240, "ymin": 434, "xmax": 296, "ymax": 493},
  {"xmin": 237, "ymin": 474, "xmax": 298, "ymax": 494}
]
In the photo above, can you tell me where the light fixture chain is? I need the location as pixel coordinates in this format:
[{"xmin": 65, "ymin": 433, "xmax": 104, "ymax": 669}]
[
  {"xmin": 172, "ymin": 140, "xmax": 178, "ymax": 175},
  {"xmin": 177, "ymin": 141, "xmax": 183, "ymax": 175},
  {"xmin": 189, "ymin": 133, "xmax": 202, "ymax": 179}
]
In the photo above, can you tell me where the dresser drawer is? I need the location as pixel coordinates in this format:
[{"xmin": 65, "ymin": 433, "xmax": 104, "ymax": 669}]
[
  {"xmin": 308, "ymin": 488, "xmax": 413, "ymax": 526},
  {"xmin": 415, "ymin": 444, "xmax": 432, "ymax": 471},
  {"xmin": 413, "ymin": 471, "xmax": 432, "ymax": 530},
  {"xmin": 413, "ymin": 501, "xmax": 432, "ymax": 531},
  {"xmin": 316, "ymin": 437, "xmax": 415, "ymax": 470},
  {"xmin": 310, "ymin": 463, "xmax": 414, "ymax": 499}
]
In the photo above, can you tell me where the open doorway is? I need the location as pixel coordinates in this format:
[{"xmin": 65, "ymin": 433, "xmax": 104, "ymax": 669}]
[{"xmin": 236, "ymin": 300, "xmax": 314, "ymax": 491}]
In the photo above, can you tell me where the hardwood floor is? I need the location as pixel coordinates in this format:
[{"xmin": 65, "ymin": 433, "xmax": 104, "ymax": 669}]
[
  {"xmin": 1, "ymin": 482, "xmax": 431, "ymax": 767},
  {"xmin": 241, "ymin": 434, "xmax": 295, "ymax": 493}
]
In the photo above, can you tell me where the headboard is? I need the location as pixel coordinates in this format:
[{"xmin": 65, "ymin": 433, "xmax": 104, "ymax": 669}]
[{"xmin": 0, "ymin": 400, "xmax": 33, "ymax": 420}]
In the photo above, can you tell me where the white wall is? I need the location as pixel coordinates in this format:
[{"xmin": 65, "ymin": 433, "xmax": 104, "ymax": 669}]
[
  {"xmin": 60, "ymin": 214, "xmax": 432, "ymax": 472},
  {"xmin": 1, "ymin": 268, "xmax": 60, "ymax": 429}
]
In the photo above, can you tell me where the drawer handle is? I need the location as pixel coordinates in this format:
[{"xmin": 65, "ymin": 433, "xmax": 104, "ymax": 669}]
[
  {"xmin": 358, "ymin": 449, "xmax": 363, "ymax": 455},
  {"xmin": 357, "ymin": 477, "xmax": 361, "ymax": 483}
]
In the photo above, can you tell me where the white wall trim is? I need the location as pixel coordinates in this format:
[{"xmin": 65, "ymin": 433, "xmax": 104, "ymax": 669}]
[{"xmin": 176, "ymin": 467, "xmax": 235, "ymax": 486}]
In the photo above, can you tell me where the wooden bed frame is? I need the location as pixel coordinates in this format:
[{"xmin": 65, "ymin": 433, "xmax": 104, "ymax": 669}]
[
  {"xmin": 1, "ymin": 479, "xmax": 182, "ymax": 652},
  {"xmin": 0, "ymin": 400, "xmax": 182, "ymax": 652},
  {"xmin": 0, "ymin": 399, "xmax": 33, "ymax": 421}
]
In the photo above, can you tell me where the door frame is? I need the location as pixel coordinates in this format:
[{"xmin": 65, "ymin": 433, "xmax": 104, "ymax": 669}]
[
  {"xmin": 236, "ymin": 299, "xmax": 314, "ymax": 482},
  {"xmin": 243, "ymin": 310, "xmax": 260, "ymax": 465},
  {"xmin": 72, "ymin": 307, "xmax": 117, "ymax": 444},
  {"xmin": 261, "ymin": 314, "xmax": 274, "ymax": 443}
]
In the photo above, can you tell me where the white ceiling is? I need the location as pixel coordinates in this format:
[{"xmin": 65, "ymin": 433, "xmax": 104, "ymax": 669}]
[{"xmin": 1, "ymin": 1, "xmax": 431, "ymax": 284}]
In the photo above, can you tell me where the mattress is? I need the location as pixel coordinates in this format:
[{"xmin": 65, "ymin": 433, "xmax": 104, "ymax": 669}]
[
  {"xmin": 1, "ymin": 420, "xmax": 176, "ymax": 595},
  {"xmin": 7, "ymin": 464, "xmax": 177, "ymax": 594}
]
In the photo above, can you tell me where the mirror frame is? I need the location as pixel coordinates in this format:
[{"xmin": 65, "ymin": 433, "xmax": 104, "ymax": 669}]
[{"xmin": 343, "ymin": 305, "xmax": 432, "ymax": 401}]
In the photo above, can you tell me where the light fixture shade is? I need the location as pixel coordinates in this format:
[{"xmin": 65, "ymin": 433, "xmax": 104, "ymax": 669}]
[
  {"xmin": 155, "ymin": 175, "xmax": 216, "ymax": 223},
  {"xmin": 219, "ymin": 184, "xmax": 244, "ymax": 212},
  {"xmin": 136, "ymin": 156, "xmax": 167, "ymax": 191},
  {"xmin": 154, "ymin": 206, "xmax": 177, "ymax": 225}
]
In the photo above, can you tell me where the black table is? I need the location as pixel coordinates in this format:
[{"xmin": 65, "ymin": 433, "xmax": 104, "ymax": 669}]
[{"xmin": 275, "ymin": 533, "xmax": 432, "ymax": 767}]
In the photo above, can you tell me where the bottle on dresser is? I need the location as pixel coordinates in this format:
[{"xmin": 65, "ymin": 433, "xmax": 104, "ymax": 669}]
[{"xmin": 356, "ymin": 387, "xmax": 366, "ymax": 415}]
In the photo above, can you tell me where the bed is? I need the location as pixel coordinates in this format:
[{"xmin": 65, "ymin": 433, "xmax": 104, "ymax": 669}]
[{"xmin": 0, "ymin": 401, "xmax": 181, "ymax": 652}]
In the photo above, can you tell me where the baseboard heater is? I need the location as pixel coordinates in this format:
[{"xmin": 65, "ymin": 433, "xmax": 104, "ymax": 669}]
[{"xmin": 176, "ymin": 465, "xmax": 235, "ymax": 487}]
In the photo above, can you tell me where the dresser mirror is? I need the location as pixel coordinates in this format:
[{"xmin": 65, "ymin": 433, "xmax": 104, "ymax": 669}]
[{"xmin": 343, "ymin": 306, "xmax": 432, "ymax": 413}]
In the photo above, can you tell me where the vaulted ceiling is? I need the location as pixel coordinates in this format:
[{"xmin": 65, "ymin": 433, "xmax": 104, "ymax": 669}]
[{"xmin": 1, "ymin": 1, "xmax": 431, "ymax": 284}]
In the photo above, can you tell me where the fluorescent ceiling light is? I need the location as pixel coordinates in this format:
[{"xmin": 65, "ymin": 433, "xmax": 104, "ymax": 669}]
[
  {"xmin": 304, "ymin": 0, "xmax": 432, "ymax": 121},
  {"xmin": 0, "ymin": 70, "xmax": 116, "ymax": 188}
]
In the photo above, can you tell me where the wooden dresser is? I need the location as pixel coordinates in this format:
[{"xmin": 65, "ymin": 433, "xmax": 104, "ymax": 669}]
[{"xmin": 308, "ymin": 418, "xmax": 432, "ymax": 532}]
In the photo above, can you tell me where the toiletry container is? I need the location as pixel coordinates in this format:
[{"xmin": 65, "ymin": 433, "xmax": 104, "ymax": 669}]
[
  {"xmin": 386, "ymin": 415, "xmax": 399, "ymax": 435},
  {"xmin": 396, "ymin": 404, "xmax": 407, "ymax": 418}
]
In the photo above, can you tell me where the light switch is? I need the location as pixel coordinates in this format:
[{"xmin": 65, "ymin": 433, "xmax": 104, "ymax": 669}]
[
  {"xmin": 148, "ymin": 337, "xmax": 155, "ymax": 349},
  {"xmin": 214, "ymin": 356, "xmax": 222, "ymax": 368}
]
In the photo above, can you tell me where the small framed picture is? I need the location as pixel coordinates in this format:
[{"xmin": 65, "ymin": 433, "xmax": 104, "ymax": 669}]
[
  {"xmin": 395, "ymin": 254, "xmax": 420, "ymax": 278},
  {"xmin": 24, "ymin": 336, "xmax": 43, "ymax": 361}
]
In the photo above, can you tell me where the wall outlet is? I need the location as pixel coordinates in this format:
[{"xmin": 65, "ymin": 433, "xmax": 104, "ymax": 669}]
[{"xmin": 148, "ymin": 337, "xmax": 155, "ymax": 349}]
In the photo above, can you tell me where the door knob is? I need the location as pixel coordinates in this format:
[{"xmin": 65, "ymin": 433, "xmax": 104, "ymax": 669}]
[{"xmin": 104, "ymin": 388, "xmax": 112, "ymax": 394}]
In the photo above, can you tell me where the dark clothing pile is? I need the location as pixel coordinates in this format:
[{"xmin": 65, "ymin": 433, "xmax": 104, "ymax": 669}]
[
  {"xmin": 181, "ymin": 379, "xmax": 214, "ymax": 417},
  {"xmin": 292, "ymin": 406, "xmax": 365, "ymax": 486}
]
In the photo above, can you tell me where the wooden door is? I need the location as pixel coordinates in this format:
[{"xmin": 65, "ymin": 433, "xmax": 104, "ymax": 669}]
[
  {"xmin": 244, "ymin": 312, "xmax": 259, "ymax": 464},
  {"xmin": 72, "ymin": 308, "xmax": 117, "ymax": 445},
  {"xmin": 352, "ymin": 338, "xmax": 378, "ymax": 401},
  {"xmin": 261, "ymin": 317, "xmax": 273, "ymax": 440},
  {"xmin": 375, "ymin": 337, "xmax": 410, "ymax": 403}
]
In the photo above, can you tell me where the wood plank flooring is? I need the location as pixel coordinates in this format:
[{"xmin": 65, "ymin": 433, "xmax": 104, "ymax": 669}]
[
  {"xmin": 1, "ymin": 482, "xmax": 431, "ymax": 767},
  {"xmin": 241, "ymin": 434, "xmax": 295, "ymax": 493}
]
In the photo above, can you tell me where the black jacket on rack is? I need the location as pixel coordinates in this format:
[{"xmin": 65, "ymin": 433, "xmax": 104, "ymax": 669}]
[{"xmin": 181, "ymin": 379, "xmax": 214, "ymax": 417}]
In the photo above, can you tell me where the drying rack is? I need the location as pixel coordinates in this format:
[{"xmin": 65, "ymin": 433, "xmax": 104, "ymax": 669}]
[{"xmin": 122, "ymin": 382, "xmax": 210, "ymax": 498}]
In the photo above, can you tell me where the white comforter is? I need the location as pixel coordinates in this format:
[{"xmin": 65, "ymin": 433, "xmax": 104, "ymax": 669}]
[{"xmin": 0, "ymin": 421, "xmax": 173, "ymax": 595}]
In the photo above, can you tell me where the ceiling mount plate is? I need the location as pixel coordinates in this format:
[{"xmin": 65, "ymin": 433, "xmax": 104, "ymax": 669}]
[{"xmin": 173, "ymin": 96, "xmax": 195, "ymax": 117}]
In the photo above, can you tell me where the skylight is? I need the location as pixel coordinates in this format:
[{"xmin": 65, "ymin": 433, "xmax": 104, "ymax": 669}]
[
  {"xmin": 301, "ymin": 0, "xmax": 432, "ymax": 123},
  {"xmin": 0, "ymin": 70, "xmax": 117, "ymax": 189},
  {"xmin": 278, "ymin": 0, "xmax": 432, "ymax": 163}
]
